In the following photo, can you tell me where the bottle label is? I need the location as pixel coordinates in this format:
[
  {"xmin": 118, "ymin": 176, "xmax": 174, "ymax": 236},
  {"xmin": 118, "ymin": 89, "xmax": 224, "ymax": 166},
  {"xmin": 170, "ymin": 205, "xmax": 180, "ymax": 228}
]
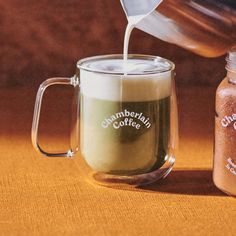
[
  {"xmin": 221, "ymin": 114, "xmax": 236, "ymax": 130},
  {"xmin": 226, "ymin": 158, "xmax": 236, "ymax": 175}
]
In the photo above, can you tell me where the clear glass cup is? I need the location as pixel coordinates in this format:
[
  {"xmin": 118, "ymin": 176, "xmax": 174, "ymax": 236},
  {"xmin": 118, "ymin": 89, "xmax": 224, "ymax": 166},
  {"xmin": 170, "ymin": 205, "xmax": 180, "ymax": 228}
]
[{"xmin": 32, "ymin": 54, "xmax": 178, "ymax": 187}]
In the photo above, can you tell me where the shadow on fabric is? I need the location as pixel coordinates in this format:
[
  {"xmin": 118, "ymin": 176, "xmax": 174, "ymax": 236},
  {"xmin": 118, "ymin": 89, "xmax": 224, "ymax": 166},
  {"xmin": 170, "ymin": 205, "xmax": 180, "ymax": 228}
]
[{"xmin": 139, "ymin": 169, "xmax": 225, "ymax": 196}]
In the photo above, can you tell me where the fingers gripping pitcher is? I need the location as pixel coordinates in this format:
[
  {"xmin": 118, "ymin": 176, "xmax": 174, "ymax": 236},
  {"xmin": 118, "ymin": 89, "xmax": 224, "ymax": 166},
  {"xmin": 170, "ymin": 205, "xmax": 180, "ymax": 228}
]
[{"xmin": 32, "ymin": 55, "xmax": 178, "ymax": 187}]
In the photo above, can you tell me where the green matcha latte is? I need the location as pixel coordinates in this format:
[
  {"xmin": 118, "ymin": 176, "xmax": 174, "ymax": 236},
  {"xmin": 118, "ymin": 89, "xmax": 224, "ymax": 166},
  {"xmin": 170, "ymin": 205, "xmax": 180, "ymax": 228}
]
[{"xmin": 79, "ymin": 57, "xmax": 172, "ymax": 175}]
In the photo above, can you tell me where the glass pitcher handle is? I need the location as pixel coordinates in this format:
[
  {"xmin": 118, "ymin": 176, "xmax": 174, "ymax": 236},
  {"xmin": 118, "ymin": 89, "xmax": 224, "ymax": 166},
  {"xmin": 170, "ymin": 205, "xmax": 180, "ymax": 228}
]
[{"xmin": 31, "ymin": 76, "xmax": 79, "ymax": 158}]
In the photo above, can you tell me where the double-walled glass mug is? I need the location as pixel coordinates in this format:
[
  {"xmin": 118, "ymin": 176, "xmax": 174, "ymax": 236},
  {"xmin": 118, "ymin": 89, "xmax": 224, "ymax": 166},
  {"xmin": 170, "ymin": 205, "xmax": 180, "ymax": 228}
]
[{"xmin": 32, "ymin": 54, "xmax": 178, "ymax": 187}]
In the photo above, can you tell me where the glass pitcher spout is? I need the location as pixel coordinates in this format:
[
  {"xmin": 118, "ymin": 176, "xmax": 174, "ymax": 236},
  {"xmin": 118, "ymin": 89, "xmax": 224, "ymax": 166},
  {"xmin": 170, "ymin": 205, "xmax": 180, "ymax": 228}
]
[
  {"xmin": 121, "ymin": 0, "xmax": 236, "ymax": 57},
  {"xmin": 121, "ymin": 0, "xmax": 163, "ymax": 17}
]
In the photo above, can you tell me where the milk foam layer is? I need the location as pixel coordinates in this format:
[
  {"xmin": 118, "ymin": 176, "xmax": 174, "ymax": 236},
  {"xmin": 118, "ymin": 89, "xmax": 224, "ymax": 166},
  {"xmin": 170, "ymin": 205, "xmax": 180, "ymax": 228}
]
[
  {"xmin": 82, "ymin": 58, "xmax": 171, "ymax": 74},
  {"xmin": 80, "ymin": 71, "xmax": 172, "ymax": 102},
  {"xmin": 80, "ymin": 58, "xmax": 173, "ymax": 102}
]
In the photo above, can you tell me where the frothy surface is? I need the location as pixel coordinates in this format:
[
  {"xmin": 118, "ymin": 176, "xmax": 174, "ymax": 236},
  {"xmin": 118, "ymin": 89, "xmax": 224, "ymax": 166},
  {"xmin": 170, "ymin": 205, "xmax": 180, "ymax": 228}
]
[
  {"xmin": 81, "ymin": 58, "xmax": 171, "ymax": 74},
  {"xmin": 79, "ymin": 57, "xmax": 173, "ymax": 102}
]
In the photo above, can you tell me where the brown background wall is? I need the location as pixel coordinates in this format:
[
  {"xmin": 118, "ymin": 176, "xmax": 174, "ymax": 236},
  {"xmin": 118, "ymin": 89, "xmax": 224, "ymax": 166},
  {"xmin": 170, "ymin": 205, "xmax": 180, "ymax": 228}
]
[
  {"xmin": 0, "ymin": 0, "xmax": 226, "ymax": 88},
  {"xmin": 1, "ymin": 2, "xmax": 236, "ymax": 235}
]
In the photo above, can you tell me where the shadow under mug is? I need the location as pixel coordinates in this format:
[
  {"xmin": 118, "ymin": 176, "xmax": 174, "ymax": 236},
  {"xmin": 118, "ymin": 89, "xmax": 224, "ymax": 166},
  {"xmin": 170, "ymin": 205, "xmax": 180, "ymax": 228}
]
[{"xmin": 32, "ymin": 54, "xmax": 178, "ymax": 187}]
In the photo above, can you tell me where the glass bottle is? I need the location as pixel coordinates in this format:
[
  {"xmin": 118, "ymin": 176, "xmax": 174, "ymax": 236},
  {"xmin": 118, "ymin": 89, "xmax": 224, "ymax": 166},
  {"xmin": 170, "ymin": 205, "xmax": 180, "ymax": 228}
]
[{"xmin": 214, "ymin": 49, "xmax": 236, "ymax": 196}]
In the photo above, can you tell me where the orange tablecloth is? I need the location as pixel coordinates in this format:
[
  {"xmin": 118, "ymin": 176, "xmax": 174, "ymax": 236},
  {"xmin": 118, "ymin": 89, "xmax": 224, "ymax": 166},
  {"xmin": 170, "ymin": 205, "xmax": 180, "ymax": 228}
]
[{"xmin": 0, "ymin": 85, "xmax": 235, "ymax": 236}]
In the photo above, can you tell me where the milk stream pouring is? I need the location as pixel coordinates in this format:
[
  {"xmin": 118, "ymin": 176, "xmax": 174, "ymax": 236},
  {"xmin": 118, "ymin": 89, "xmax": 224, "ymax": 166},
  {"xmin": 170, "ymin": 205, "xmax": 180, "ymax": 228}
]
[{"xmin": 121, "ymin": 0, "xmax": 236, "ymax": 57}]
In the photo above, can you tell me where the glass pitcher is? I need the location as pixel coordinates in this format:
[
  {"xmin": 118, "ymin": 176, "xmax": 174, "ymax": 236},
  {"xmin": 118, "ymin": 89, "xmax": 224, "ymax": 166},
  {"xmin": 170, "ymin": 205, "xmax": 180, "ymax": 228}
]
[{"xmin": 121, "ymin": 0, "xmax": 236, "ymax": 57}]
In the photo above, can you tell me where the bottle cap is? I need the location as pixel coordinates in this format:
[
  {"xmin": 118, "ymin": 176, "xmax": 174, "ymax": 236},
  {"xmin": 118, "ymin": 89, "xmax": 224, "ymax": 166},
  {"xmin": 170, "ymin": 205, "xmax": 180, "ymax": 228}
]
[{"xmin": 226, "ymin": 47, "xmax": 236, "ymax": 72}]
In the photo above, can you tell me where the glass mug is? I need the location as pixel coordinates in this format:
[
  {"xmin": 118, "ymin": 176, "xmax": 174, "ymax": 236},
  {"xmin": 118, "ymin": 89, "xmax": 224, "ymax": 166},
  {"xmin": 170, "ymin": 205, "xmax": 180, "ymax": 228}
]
[{"xmin": 32, "ymin": 54, "xmax": 178, "ymax": 187}]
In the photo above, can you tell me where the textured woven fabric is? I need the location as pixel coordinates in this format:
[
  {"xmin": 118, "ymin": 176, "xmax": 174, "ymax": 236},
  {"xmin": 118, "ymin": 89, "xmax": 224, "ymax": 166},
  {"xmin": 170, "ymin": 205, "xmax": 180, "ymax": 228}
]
[{"xmin": 0, "ymin": 86, "xmax": 235, "ymax": 236}]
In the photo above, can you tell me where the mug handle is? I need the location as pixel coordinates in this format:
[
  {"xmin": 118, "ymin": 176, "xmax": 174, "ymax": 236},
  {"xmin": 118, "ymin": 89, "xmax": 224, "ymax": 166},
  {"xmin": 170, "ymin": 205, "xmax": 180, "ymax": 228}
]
[{"xmin": 31, "ymin": 75, "xmax": 79, "ymax": 158}]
